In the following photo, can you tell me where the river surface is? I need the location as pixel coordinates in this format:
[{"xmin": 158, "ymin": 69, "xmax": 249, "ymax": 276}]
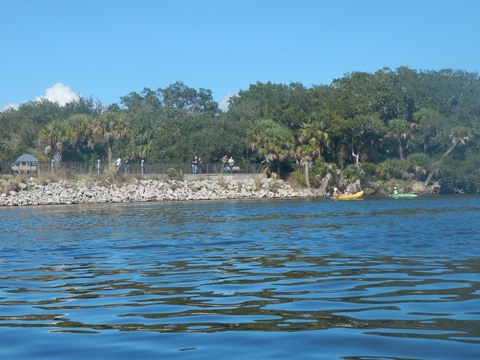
[{"xmin": 1, "ymin": 195, "xmax": 479, "ymax": 359}]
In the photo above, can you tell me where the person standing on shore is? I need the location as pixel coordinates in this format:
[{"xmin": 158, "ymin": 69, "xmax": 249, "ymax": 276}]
[
  {"xmin": 228, "ymin": 156, "xmax": 235, "ymax": 172},
  {"xmin": 191, "ymin": 156, "xmax": 200, "ymax": 174},
  {"xmin": 197, "ymin": 156, "xmax": 203, "ymax": 173},
  {"xmin": 221, "ymin": 155, "xmax": 228, "ymax": 173},
  {"xmin": 115, "ymin": 158, "xmax": 121, "ymax": 172}
]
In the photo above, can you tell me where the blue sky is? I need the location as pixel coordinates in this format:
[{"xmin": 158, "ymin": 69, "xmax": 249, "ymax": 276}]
[{"xmin": 1, "ymin": 0, "xmax": 479, "ymax": 111}]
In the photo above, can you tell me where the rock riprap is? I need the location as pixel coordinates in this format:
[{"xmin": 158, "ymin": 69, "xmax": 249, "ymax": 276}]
[{"xmin": 0, "ymin": 177, "xmax": 317, "ymax": 206}]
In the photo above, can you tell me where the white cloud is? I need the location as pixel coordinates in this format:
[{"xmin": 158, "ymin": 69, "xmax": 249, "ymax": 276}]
[
  {"xmin": 2, "ymin": 83, "xmax": 81, "ymax": 111},
  {"xmin": 35, "ymin": 82, "xmax": 80, "ymax": 106},
  {"xmin": 218, "ymin": 92, "xmax": 235, "ymax": 112}
]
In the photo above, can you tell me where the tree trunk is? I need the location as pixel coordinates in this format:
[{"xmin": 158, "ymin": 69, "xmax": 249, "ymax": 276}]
[
  {"xmin": 304, "ymin": 162, "xmax": 310, "ymax": 189},
  {"xmin": 398, "ymin": 140, "xmax": 404, "ymax": 161},
  {"xmin": 425, "ymin": 138, "xmax": 462, "ymax": 185},
  {"xmin": 424, "ymin": 170, "xmax": 435, "ymax": 187},
  {"xmin": 352, "ymin": 149, "xmax": 360, "ymax": 166},
  {"xmin": 52, "ymin": 151, "xmax": 62, "ymax": 168},
  {"xmin": 442, "ymin": 139, "xmax": 459, "ymax": 158},
  {"xmin": 107, "ymin": 144, "xmax": 113, "ymax": 165}
]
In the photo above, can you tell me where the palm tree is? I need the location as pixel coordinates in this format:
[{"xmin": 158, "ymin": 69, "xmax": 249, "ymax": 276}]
[
  {"xmin": 442, "ymin": 127, "xmax": 471, "ymax": 158},
  {"xmin": 64, "ymin": 114, "xmax": 93, "ymax": 156},
  {"xmin": 248, "ymin": 118, "xmax": 294, "ymax": 178},
  {"xmin": 296, "ymin": 116, "xmax": 330, "ymax": 188},
  {"xmin": 126, "ymin": 111, "xmax": 160, "ymax": 160},
  {"xmin": 424, "ymin": 126, "xmax": 471, "ymax": 186},
  {"xmin": 91, "ymin": 112, "xmax": 130, "ymax": 165},
  {"xmin": 385, "ymin": 118, "xmax": 412, "ymax": 161},
  {"xmin": 38, "ymin": 119, "xmax": 69, "ymax": 166}
]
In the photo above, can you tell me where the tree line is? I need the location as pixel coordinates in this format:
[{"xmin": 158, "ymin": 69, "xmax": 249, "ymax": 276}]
[{"xmin": 1, "ymin": 66, "xmax": 479, "ymax": 193}]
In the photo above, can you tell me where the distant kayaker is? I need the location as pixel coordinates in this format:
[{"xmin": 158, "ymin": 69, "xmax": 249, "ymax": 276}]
[
  {"xmin": 333, "ymin": 187, "xmax": 340, "ymax": 197},
  {"xmin": 392, "ymin": 186, "xmax": 399, "ymax": 195},
  {"xmin": 344, "ymin": 187, "xmax": 351, "ymax": 195}
]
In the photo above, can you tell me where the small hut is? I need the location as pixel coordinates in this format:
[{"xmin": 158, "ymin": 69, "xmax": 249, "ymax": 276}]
[{"xmin": 11, "ymin": 154, "xmax": 39, "ymax": 174}]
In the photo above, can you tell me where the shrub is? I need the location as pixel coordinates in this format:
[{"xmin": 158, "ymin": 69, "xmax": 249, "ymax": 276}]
[
  {"xmin": 343, "ymin": 164, "xmax": 363, "ymax": 182},
  {"xmin": 167, "ymin": 168, "xmax": 183, "ymax": 180},
  {"xmin": 378, "ymin": 158, "xmax": 405, "ymax": 179},
  {"xmin": 310, "ymin": 158, "xmax": 334, "ymax": 178},
  {"xmin": 360, "ymin": 162, "xmax": 380, "ymax": 178},
  {"xmin": 254, "ymin": 175, "xmax": 263, "ymax": 189},
  {"xmin": 438, "ymin": 158, "xmax": 479, "ymax": 193},
  {"xmin": 407, "ymin": 153, "xmax": 431, "ymax": 168},
  {"xmin": 286, "ymin": 171, "xmax": 305, "ymax": 189},
  {"xmin": 1, "ymin": 174, "xmax": 27, "ymax": 194},
  {"xmin": 217, "ymin": 174, "xmax": 227, "ymax": 187}
]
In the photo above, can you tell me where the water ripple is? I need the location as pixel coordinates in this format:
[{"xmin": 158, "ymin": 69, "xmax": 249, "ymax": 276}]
[{"xmin": 1, "ymin": 196, "xmax": 480, "ymax": 359}]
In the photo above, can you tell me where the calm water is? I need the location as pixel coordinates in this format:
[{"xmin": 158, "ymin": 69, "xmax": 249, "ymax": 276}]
[{"xmin": 1, "ymin": 195, "xmax": 479, "ymax": 359}]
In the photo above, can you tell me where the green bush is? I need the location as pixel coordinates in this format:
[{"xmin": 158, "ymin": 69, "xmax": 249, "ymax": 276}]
[
  {"xmin": 378, "ymin": 158, "xmax": 405, "ymax": 179},
  {"xmin": 343, "ymin": 164, "xmax": 363, "ymax": 182},
  {"xmin": 406, "ymin": 153, "xmax": 432, "ymax": 181},
  {"xmin": 407, "ymin": 153, "xmax": 431, "ymax": 168},
  {"xmin": 286, "ymin": 171, "xmax": 306, "ymax": 188},
  {"xmin": 438, "ymin": 158, "xmax": 479, "ymax": 193},
  {"xmin": 167, "ymin": 168, "xmax": 183, "ymax": 180},
  {"xmin": 360, "ymin": 162, "xmax": 380, "ymax": 178}
]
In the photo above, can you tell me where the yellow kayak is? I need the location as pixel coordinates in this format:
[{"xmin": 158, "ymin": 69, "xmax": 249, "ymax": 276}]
[{"xmin": 333, "ymin": 190, "xmax": 364, "ymax": 201}]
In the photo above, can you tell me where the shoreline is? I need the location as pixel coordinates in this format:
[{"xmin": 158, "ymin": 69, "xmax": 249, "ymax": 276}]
[{"xmin": 0, "ymin": 177, "xmax": 319, "ymax": 207}]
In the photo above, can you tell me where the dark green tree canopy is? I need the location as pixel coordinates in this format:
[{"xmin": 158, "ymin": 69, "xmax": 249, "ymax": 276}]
[{"xmin": 1, "ymin": 67, "xmax": 479, "ymax": 193}]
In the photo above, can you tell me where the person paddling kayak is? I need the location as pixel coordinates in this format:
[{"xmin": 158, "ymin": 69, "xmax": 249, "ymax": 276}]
[{"xmin": 333, "ymin": 187, "xmax": 340, "ymax": 197}]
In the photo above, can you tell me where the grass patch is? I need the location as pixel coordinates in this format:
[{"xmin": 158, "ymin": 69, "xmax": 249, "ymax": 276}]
[{"xmin": 217, "ymin": 174, "xmax": 227, "ymax": 187}]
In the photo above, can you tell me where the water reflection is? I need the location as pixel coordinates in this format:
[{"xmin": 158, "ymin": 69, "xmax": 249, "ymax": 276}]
[{"xmin": 1, "ymin": 249, "xmax": 479, "ymax": 342}]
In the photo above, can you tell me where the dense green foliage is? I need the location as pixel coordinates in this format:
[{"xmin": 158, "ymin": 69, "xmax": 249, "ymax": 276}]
[{"xmin": 1, "ymin": 68, "xmax": 479, "ymax": 192}]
